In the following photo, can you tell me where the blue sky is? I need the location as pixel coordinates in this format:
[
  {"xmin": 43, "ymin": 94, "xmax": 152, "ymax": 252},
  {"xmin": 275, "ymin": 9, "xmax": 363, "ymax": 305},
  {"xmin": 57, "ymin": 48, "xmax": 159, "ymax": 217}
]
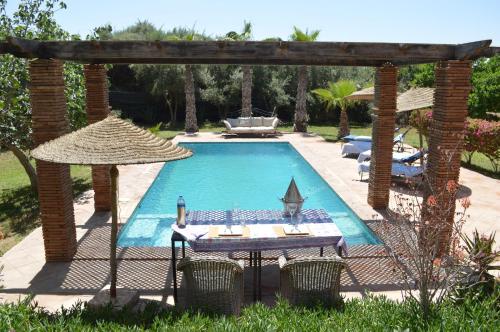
[{"xmin": 6, "ymin": 0, "xmax": 500, "ymax": 44}]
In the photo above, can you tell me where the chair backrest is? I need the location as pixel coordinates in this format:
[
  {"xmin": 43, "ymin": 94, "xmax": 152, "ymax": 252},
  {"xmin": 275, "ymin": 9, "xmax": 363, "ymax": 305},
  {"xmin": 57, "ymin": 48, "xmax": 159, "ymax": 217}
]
[
  {"xmin": 177, "ymin": 256, "xmax": 244, "ymax": 315},
  {"xmin": 394, "ymin": 127, "xmax": 412, "ymax": 143},
  {"xmin": 280, "ymin": 256, "xmax": 346, "ymax": 307},
  {"xmin": 401, "ymin": 149, "xmax": 427, "ymax": 164}
]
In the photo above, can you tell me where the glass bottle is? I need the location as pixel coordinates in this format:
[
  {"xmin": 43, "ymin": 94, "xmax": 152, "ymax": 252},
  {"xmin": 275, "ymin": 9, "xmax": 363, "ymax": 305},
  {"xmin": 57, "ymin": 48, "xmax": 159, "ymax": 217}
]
[{"xmin": 177, "ymin": 196, "xmax": 186, "ymax": 228}]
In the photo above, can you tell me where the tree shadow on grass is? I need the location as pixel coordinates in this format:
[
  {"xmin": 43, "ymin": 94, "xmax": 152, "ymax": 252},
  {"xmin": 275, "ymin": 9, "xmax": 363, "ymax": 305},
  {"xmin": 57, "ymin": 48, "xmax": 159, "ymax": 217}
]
[{"xmin": 0, "ymin": 178, "xmax": 92, "ymax": 236}]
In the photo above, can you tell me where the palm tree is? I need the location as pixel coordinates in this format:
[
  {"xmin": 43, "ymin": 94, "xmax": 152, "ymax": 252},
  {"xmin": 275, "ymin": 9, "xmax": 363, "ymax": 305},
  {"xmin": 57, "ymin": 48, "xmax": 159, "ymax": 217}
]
[
  {"xmin": 224, "ymin": 21, "xmax": 253, "ymax": 117},
  {"xmin": 312, "ymin": 80, "xmax": 357, "ymax": 139},
  {"xmin": 183, "ymin": 31, "xmax": 199, "ymax": 133},
  {"xmin": 184, "ymin": 62, "xmax": 198, "ymax": 133},
  {"xmin": 169, "ymin": 30, "xmax": 199, "ymax": 133},
  {"xmin": 290, "ymin": 27, "xmax": 320, "ymax": 132}
]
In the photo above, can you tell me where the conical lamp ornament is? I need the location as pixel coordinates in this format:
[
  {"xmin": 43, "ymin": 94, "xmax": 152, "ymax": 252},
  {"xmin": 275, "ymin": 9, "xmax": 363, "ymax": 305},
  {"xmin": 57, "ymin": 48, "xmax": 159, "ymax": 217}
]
[{"xmin": 281, "ymin": 177, "xmax": 306, "ymax": 214}]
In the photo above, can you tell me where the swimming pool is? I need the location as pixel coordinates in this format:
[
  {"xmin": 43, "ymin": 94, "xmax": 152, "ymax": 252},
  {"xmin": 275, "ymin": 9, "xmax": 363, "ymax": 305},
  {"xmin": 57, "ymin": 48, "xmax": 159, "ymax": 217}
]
[{"xmin": 118, "ymin": 142, "xmax": 380, "ymax": 247}]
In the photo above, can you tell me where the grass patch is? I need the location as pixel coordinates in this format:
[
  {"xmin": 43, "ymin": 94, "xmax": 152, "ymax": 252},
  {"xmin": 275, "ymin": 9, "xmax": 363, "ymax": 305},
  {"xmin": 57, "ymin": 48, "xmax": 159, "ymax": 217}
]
[
  {"xmin": 0, "ymin": 294, "xmax": 498, "ymax": 331},
  {"xmin": 155, "ymin": 122, "xmax": 225, "ymax": 140},
  {"xmin": 0, "ymin": 151, "xmax": 92, "ymax": 256}
]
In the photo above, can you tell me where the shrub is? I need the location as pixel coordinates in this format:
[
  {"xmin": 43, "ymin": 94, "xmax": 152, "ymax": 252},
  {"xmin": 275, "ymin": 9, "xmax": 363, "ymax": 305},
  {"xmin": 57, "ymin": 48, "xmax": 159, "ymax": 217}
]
[
  {"xmin": 409, "ymin": 109, "xmax": 432, "ymax": 146},
  {"xmin": 453, "ymin": 230, "xmax": 499, "ymax": 302},
  {"xmin": 0, "ymin": 293, "xmax": 499, "ymax": 331},
  {"xmin": 463, "ymin": 119, "xmax": 500, "ymax": 172},
  {"xmin": 410, "ymin": 112, "xmax": 500, "ymax": 172}
]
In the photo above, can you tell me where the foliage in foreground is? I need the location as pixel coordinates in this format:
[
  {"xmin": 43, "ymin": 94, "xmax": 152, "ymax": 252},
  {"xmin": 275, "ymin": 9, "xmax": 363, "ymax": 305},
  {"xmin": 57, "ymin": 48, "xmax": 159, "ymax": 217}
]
[{"xmin": 0, "ymin": 293, "xmax": 498, "ymax": 331}]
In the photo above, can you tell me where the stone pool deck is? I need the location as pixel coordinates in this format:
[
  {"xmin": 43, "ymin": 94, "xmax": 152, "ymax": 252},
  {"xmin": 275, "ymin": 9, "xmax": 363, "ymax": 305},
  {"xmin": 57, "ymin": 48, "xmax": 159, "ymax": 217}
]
[{"xmin": 1, "ymin": 132, "xmax": 498, "ymax": 311}]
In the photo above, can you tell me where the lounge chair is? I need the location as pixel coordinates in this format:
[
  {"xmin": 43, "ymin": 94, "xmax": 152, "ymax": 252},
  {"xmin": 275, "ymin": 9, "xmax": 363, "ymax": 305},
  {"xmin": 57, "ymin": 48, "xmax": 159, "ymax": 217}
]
[
  {"xmin": 177, "ymin": 256, "xmax": 244, "ymax": 315},
  {"xmin": 358, "ymin": 159, "xmax": 424, "ymax": 180},
  {"xmin": 223, "ymin": 116, "xmax": 279, "ymax": 136},
  {"xmin": 278, "ymin": 255, "xmax": 346, "ymax": 307},
  {"xmin": 357, "ymin": 149, "xmax": 426, "ymax": 164},
  {"xmin": 341, "ymin": 128, "xmax": 411, "ymax": 156},
  {"xmin": 341, "ymin": 127, "xmax": 402, "ymax": 143}
]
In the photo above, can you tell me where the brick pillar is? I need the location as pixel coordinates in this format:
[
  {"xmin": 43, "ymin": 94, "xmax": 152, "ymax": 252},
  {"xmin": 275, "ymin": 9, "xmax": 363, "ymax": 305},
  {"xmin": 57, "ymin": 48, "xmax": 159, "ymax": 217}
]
[
  {"xmin": 367, "ymin": 64, "xmax": 398, "ymax": 209},
  {"xmin": 84, "ymin": 64, "xmax": 111, "ymax": 211},
  {"xmin": 29, "ymin": 59, "xmax": 76, "ymax": 262},
  {"xmin": 424, "ymin": 61, "xmax": 472, "ymax": 252}
]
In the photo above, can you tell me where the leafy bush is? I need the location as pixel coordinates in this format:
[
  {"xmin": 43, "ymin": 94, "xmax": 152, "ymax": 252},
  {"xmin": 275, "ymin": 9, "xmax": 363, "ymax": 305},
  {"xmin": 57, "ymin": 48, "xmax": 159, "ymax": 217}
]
[
  {"xmin": 409, "ymin": 109, "xmax": 433, "ymax": 145},
  {"xmin": 0, "ymin": 293, "xmax": 499, "ymax": 331},
  {"xmin": 463, "ymin": 119, "xmax": 500, "ymax": 172},
  {"xmin": 453, "ymin": 230, "xmax": 499, "ymax": 302},
  {"xmin": 469, "ymin": 55, "xmax": 500, "ymax": 118},
  {"xmin": 410, "ymin": 111, "xmax": 500, "ymax": 172},
  {"xmin": 147, "ymin": 123, "xmax": 163, "ymax": 134}
]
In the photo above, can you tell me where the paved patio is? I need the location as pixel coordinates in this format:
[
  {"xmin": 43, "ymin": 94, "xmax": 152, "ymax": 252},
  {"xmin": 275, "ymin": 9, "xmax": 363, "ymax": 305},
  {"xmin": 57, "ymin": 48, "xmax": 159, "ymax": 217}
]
[{"xmin": 1, "ymin": 132, "xmax": 498, "ymax": 311}]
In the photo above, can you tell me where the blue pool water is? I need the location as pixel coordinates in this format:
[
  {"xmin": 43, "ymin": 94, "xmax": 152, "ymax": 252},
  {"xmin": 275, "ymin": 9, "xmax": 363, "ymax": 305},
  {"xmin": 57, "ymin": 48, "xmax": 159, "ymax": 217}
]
[{"xmin": 118, "ymin": 142, "xmax": 380, "ymax": 247}]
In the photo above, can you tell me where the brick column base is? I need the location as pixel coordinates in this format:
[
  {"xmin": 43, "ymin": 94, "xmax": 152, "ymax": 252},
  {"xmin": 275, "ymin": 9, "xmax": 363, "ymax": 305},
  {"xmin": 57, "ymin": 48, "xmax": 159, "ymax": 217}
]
[
  {"xmin": 367, "ymin": 64, "xmax": 398, "ymax": 209},
  {"xmin": 29, "ymin": 59, "xmax": 76, "ymax": 262},
  {"xmin": 84, "ymin": 64, "xmax": 111, "ymax": 211},
  {"xmin": 423, "ymin": 60, "xmax": 472, "ymax": 253}
]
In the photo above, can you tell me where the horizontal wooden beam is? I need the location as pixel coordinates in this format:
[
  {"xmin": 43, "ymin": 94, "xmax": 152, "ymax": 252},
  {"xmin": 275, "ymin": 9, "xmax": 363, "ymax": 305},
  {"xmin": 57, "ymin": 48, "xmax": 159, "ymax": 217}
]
[
  {"xmin": 455, "ymin": 40, "xmax": 492, "ymax": 60},
  {"xmin": 0, "ymin": 37, "xmax": 495, "ymax": 66}
]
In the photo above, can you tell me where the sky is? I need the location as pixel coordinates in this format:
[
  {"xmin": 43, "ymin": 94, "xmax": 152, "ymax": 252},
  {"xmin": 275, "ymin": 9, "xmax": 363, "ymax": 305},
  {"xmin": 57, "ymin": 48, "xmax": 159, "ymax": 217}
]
[{"xmin": 5, "ymin": 0, "xmax": 500, "ymax": 44}]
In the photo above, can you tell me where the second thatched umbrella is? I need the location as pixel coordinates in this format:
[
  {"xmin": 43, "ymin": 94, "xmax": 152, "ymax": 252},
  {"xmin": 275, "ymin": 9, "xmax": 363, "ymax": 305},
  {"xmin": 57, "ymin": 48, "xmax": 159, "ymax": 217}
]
[
  {"xmin": 345, "ymin": 86, "xmax": 374, "ymax": 101},
  {"xmin": 32, "ymin": 115, "xmax": 193, "ymax": 299}
]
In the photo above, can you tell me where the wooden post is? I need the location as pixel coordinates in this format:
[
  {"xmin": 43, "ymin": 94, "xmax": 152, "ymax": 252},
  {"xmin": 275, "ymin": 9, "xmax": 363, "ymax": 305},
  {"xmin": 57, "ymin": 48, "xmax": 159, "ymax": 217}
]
[
  {"xmin": 367, "ymin": 64, "xmax": 398, "ymax": 209},
  {"xmin": 84, "ymin": 64, "xmax": 112, "ymax": 211},
  {"xmin": 109, "ymin": 165, "xmax": 119, "ymax": 298},
  {"xmin": 423, "ymin": 60, "xmax": 472, "ymax": 253},
  {"xmin": 29, "ymin": 59, "xmax": 76, "ymax": 262}
]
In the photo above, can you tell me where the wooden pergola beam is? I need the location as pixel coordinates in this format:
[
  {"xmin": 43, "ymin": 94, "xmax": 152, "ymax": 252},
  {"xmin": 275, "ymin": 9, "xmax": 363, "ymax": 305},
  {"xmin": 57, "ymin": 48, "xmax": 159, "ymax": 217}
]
[
  {"xmin": 455, "ymin": 40, "xmax": 493, "ymax": 60},
  {"xmin": 0, "ymin": 37, "xmax": 495, "ymax": 66}
]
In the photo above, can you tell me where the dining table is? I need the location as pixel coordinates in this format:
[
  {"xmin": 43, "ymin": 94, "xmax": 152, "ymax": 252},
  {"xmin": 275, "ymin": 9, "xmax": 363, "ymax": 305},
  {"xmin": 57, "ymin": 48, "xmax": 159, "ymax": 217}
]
[{"xmin": 170, "ymin": 208, "xmax": 347, "ymax": 302}]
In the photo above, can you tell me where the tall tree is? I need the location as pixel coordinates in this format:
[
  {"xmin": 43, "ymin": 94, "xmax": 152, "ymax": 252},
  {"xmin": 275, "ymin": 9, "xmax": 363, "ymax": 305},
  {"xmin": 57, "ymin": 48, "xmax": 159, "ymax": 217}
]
[
  {"xmin": 199, "ymin": 65, "xmax": 242, "ymax": 120},
  {"xmin": 164, "ymin": 28, "xmax": 200, "ymax": 133},
  {"xmin": 132, "ymin": 64, "xmax": 185, "ymax": 125},
  {"xmin": 0, "ymin": 0, "xmax": 86, "ymax": 192},
  {"xmin": 179, "ymin": 30, "xmax": 199, "ymax": 133},
  {"xmin": 224, "ymin": 21, "xmax": 253, "ymax": 117},
  {"xmin": 290, "ymin": 27, "xmax": 320, "ymax": 132},
  {"xmin": 469, "ymin": 55, "xmax": 499, "ymax": 118},
  {"xmin": 116, "ymin": 23, "xmax": 200, "ymax": 131},
  {"xmin": 312, "ymin": 80, "xmax": 357, "ymax": 138}
]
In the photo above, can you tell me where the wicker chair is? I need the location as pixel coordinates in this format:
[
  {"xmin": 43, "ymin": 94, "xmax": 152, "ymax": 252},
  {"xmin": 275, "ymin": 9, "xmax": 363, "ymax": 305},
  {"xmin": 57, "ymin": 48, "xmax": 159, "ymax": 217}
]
[
  {"xmin": 278, "ymin": 255, "xmax": 346, "ymax": 308},
  {"xmin": 176, "ymin": 256, "xmax": 244, "ymax": 315}
]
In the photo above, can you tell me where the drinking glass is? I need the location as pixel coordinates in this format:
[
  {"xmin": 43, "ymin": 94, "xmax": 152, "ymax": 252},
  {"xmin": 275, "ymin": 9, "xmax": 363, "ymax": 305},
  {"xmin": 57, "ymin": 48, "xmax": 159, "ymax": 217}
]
[{"xmin": 287, "ymin": 203, "xmax": 298, "ymax": 231}]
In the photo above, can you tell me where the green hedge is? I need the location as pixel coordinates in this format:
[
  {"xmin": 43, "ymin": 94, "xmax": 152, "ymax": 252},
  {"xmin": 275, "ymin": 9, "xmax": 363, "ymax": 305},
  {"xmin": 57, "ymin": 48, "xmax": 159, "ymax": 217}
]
[{"xmin": 1, "ymin": 294, "xmax": 498, "ymax": 331}]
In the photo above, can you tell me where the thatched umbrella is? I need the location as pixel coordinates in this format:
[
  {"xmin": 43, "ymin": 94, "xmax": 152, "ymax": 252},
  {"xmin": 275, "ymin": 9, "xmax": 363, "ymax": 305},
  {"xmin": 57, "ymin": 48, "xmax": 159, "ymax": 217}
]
[
  {"xmin": 397, "ymin": 87, "xmax": 434, "ymax": 112},
  {"xmin": 346, "ymin": 86, "xmax": 374, "ymax": 101},
  {"xmin": 32, "ymin": 115, "xmax": 192, "ymax": 299}
]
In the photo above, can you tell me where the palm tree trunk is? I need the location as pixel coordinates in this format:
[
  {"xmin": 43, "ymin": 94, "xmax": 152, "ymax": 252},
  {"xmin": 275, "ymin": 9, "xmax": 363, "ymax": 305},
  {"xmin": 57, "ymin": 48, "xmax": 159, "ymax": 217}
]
[
  {"xmin": 338, "ymin": 108, "xmax": 350, "ymax": 139},
  {"xmin": 241, "ymin": 66, "xmax": 253, "ymax": 117},
  {"xmin": 294, "ymin": 65, "xmax": 309, "ymax": 132},
  {"xmin": 2, "ymin": 141, "xmax": 38, "ymax": 193},
  {"xmin": 184, "ymin": 64, "xmax": 198, "ymax": 133}
]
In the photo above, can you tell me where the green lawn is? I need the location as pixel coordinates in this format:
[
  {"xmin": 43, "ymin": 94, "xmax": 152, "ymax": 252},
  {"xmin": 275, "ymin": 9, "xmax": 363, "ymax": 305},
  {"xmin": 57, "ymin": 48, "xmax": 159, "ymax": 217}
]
[{"xmin": 0, "ymin": 151, "xmax": 92, "ymax": 255}]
